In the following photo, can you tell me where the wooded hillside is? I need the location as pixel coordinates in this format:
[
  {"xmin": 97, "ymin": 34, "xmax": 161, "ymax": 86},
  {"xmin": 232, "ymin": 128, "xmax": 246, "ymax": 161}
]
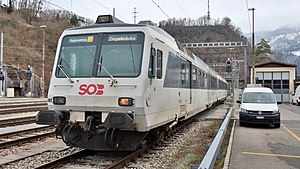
[{"xmin": 0, "ymin": 1, "xmax": 88, "ymax": 93}]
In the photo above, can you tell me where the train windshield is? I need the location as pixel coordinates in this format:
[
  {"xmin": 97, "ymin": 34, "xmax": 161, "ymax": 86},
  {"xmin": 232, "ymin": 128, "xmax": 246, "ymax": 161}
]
[
  {"xmin": 56, "ymin": 34, "xmax": 98, "ymax": 77},
  {"xmin": 97, "ymin": 33, "xmax": 144, "ymax": 77},
  {"xmin": 56, "ymin": 32, "xmax": 144, "ymax": 78}
]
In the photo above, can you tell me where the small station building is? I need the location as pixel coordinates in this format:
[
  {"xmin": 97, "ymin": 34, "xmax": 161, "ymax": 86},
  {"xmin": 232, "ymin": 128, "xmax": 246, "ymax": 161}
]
[{"xmin": 250, "ymin": 61, "xmax": 297, "ymax": 102}]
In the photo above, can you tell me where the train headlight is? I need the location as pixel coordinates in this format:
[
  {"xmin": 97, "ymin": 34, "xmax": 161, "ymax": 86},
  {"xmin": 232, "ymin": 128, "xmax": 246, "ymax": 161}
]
[
  {"xmin": 53, "ymin": 96, "xmax": 66, "ymax": 105},
  {"xmin": 118, "ymin": 97, "xmax": 134, "ymax": 106}
]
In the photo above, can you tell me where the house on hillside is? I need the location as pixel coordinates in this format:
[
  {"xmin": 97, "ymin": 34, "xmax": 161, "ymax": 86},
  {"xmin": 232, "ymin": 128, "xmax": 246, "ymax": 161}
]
[{"xmin": 2, "ymin": 65, "xmax": 41, "ymax": 97}]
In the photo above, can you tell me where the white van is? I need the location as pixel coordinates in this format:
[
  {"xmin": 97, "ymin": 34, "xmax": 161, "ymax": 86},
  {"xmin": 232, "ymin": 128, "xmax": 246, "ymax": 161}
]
[
  {"xmin": 236, "ymin": 87, "xmax": 280, "ymax": 128},
  {"xmin": 292, "ymin": 85, "xmax": 300, "ymax": 106}
]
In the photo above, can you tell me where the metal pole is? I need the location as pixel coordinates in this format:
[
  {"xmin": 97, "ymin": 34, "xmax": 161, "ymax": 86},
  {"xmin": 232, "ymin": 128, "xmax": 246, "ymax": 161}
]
[
  {"xmin": 133, "ymin": 7, "xmax": 137, "ymax": 24},
  {"xmin": 0, "ymin": 33, "xmax": 3, "ymax": 96},
  {"xmin": 40, "ymin": 25, "xmax": 46, "ymax": 97},
  {"xmin": 31, "ymin": 67, "xmax": 34, "ymax": 97},
  {"xmin": 243, "ymin": 38, "xmax": 248, "ymax": 87},
  {"xmin": 30, "ymin": 66, "xmax": 32, "ymax": 97},
  {"xmin": 248, "ymin": 8, "xmax": 255, "ymax": 84}
]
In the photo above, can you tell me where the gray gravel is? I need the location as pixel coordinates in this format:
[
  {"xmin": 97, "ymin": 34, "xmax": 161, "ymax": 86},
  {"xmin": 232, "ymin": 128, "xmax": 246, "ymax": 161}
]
[
  {"xmin": 123, "ymin": 120, "xmax": 220, "ymax": 169},
  {"xmin": 1, "ymin": 146, "xmax": 81, "ymax": 169}
]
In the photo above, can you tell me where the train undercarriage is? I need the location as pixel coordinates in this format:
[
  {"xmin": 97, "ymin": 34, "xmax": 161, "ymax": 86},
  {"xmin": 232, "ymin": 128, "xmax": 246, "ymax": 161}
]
[{"xmin": 36, "ymin": 110, "xmax": 166, "ymax": 151}]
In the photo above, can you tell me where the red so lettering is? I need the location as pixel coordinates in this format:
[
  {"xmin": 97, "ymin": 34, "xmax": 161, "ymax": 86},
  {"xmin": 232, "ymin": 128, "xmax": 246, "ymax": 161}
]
[{"xmin": 78, "ymin": 84, "xmax": 104, "ymax": 95}]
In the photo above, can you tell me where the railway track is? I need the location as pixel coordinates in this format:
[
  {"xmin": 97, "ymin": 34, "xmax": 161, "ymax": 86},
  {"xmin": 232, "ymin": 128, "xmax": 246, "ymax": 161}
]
[
  {"xmin": 0, "ymin": 125, "xmax": 55, "ymax": 149},
  {"xmin": 0, "ymin": 106, "xmax": 229, "ymax": 169},
  {"xmin": 0, "ymin": 103, "xmax": 47, "ymax": 115},
  {"xmin": 25, "ymin": 118, "xmax": 196, "ymax": 169},
  {"xmin": 0, "ymin": 116, "xmax": 36, "ymax": 127}
]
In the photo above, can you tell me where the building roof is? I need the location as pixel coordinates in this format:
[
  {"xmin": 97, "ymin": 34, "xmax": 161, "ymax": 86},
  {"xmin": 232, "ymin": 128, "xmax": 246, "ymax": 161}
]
[{"xmin": 254, "ymin": 61, "xmax": 297, "ymax": 68}]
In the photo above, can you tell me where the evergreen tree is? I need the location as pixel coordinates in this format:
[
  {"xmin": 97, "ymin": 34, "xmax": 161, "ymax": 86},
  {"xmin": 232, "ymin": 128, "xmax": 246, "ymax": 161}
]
[
  {"xmin": 70, "ymin": 14, "xmax": 79, "ymax": 27},
  {"xmin": 256, "ymin": 38, "xmax": 273, "ymax": 56}
]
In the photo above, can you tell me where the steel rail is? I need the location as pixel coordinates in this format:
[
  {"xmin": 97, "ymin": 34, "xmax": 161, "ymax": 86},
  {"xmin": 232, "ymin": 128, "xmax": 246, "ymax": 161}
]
[
  {"xmin": 0, "ymin": 116, "xmax": 36, "ymax": 127},
  {"xmin": 0, "ymin": 103, "xmax": 47, "ymax": 109},
  {"xmin": 0, "ymin": 106, "xmax": 47, "ymax": 115},
  {"xmin": 0, "ymin": 126, "xmax": 53, "ymax": 138},
  {"xmin": 29, "ymin": 118, "xmax": 195, "ymax": 169},
  {"xmin": 0, "ymin": 126, "xmax": 55, "ymax": 148},
  {"xmin": 106, "ymin": 118, "xmax": 194, "ymax": 169},
  {"xmin": 33, "ymin": 149, "xmax": 88, "ymax": 169}
]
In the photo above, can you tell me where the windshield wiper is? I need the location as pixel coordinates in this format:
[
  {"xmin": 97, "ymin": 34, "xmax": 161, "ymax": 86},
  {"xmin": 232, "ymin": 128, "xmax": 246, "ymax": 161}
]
[
  {"xmin": 97, "ymin": 62, "xmax": 117, "ymax": 86},
  {"xmin": 58, "ymin": 65, "xmax": 74, "ymax": 83}
]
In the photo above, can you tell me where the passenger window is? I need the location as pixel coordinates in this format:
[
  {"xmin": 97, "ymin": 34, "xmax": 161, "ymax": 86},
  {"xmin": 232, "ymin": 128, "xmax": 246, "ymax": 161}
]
[
  {"xmin": 192, "ymin": 68, "xmax": 197, "ymax": 87},
  {"xmin": 157, "ymin": 50, "xmax": 163, "ymax": 79},
  {"xmin": 181, "ymin": 63, "xmax": 186, "ymax": 84}
]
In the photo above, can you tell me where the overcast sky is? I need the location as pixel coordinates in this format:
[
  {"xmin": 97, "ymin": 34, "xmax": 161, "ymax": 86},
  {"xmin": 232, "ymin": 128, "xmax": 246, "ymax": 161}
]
[{"xmin": 47, "ymin": 0, "xmax": 300, "ymax": 33}]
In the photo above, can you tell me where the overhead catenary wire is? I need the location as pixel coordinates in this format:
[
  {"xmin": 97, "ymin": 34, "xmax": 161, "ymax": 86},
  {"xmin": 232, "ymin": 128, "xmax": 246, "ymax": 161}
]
[
  {"xmin": 45, "ymin": 0, "xmax": 130, "ymax": 22},
  {"xmin": 174, "ymin": 0, "xmax": 189, "ymax": 18},
  {"xmin": 150, "ymin": 0, "xmax": 171, "ymax": 20},
  {"xmin": 245, "ymin": 0, "xmax": 252, "ymax": 34},
  {"xmin": 44, "ymin": 0, "xmax": 70, "ymax": 11},
  {"xmin": 92, "ymin": 0, "xmax": 130, "ymax": 22}
]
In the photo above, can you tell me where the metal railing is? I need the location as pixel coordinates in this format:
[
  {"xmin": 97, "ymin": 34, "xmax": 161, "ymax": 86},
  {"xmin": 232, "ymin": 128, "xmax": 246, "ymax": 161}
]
[{"xmin": 193, "ymin": 107, "xmax": 233, "ymax": 169}]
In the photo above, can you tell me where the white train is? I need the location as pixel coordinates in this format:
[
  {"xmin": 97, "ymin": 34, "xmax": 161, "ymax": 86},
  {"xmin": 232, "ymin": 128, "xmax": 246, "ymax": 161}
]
[{"xmin": 36, "ymin": 15, "xmax": 227, "ymax": 151}]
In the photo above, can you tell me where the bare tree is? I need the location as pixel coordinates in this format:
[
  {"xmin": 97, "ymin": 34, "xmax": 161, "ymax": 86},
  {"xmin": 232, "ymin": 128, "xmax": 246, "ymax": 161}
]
[
  {"xmin": 18, "ymin": 0, "xmax": 43, "ymax": 23},
  {"xmin": 272, "ymin": 51, "xmax": 286, "ymax": 62}
]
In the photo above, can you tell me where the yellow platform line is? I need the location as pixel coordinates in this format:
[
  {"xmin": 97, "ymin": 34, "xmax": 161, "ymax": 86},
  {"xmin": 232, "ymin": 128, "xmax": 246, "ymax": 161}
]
[
  {"xmin": 242, "ymin": 152, "xmax": 300, "ymax": 159},
  {"xmin": 282, "ymin": 124, "xmax": 300, "ymax": 142}
]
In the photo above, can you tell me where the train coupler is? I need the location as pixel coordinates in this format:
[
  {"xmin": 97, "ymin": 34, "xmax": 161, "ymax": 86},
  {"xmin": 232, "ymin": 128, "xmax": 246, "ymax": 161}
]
[{"xmin": 84, "ymin": 116, "xmax": 93, "ymax": 132}]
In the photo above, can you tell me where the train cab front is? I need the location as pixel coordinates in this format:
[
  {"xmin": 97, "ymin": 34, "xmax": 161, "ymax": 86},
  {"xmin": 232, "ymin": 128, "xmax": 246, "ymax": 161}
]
[{"xmin": 35, "ymin": 21, "xmax": 152, "ymax": 151}]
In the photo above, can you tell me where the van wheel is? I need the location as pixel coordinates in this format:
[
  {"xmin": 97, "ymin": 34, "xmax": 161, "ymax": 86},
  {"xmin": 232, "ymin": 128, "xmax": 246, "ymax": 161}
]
[
  {"xmin": 297, "ymin": 101, "xmax": 300, "ymax": 106},
  {"xmin": 274, "ymin": 123, "xmax": 280, "ymax": 128}
]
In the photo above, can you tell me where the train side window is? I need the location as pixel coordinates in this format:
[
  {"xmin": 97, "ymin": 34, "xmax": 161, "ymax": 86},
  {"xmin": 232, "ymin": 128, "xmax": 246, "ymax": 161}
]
[
  {"xmin": 192, "ymin": 68, "xmax": 197, "ymax": 87},
  {"xmin": 204, "ymin": 73, "xmax": 207, "ymax": 88},
  {"xmin": 181, "ymin": 63, "xmax": 186, "ymax": 84},
  {"xmin": 148, "ymin": 47, "xmax": 156, "ymax": 79},
  {"xmin": 157, "ymin": 49, "xmax": 163, "ymax": 79}
]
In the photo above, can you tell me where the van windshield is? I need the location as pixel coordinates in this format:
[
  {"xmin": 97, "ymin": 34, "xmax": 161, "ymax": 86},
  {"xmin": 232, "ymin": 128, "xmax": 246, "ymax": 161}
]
[{"xmin": 243, "ymin": 92, "xmax": 276, "ymax": 104}]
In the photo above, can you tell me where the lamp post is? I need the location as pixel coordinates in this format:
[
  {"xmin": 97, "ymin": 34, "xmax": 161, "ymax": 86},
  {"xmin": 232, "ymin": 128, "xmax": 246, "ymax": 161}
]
[
  {"xmin": 40, "ymin": 25, "xmax": 46, "ymax": 97},
  {"xmin": 248, "ymin": 8, "xmax": 255, "ymax": 84},
  {"xmin": 0, "ymin": 32, "xmax": 3, "ymax": 96},
  {"xmin": 26, "ymin": 65, "xmax": 32, "ymax": 97}
]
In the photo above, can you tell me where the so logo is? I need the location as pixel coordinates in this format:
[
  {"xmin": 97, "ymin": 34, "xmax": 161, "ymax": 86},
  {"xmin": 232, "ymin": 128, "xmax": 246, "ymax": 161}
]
[{"xmin": 78, "ymin": 84, "xmax": 104, "ymax": 95}]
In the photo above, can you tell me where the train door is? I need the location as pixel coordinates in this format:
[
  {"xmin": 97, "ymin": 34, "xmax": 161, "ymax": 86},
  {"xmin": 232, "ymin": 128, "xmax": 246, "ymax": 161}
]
[
  {"xmin": 205, "ymin": 73, "xmax": 210, "ymax": 107},
  {"xmin": 179, "ymin": 59, "xmax": 192, "ymax": 114}
]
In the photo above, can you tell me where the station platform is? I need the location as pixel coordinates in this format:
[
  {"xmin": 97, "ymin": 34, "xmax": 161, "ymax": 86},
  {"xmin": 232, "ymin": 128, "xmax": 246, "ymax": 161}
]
[{"xmin": 204, "ymin": 104, "xmax": 235, "ymax": 120}]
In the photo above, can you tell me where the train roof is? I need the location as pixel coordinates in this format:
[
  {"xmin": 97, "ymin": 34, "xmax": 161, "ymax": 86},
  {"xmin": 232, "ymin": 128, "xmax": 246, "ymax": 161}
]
[
  {"xmin": 66, "ymin": 23, "xmax": 175, "ymax": 44},
  {"xmin": 63, "ymin": 20, "xmax": 226, "ymax": 83}
]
